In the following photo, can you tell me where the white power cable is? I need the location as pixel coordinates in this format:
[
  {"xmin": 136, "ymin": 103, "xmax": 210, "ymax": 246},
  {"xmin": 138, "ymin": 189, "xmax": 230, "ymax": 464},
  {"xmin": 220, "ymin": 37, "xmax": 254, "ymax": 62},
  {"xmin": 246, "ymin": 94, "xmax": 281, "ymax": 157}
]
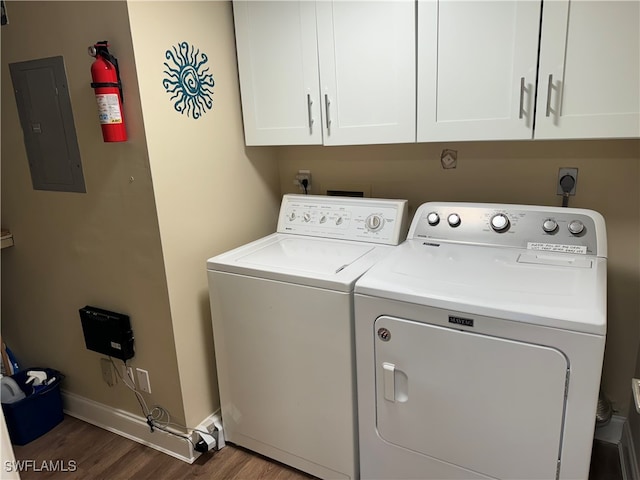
[{"xmin": 108, "ymin": 357, "xmax": 213, "ymax": 449}]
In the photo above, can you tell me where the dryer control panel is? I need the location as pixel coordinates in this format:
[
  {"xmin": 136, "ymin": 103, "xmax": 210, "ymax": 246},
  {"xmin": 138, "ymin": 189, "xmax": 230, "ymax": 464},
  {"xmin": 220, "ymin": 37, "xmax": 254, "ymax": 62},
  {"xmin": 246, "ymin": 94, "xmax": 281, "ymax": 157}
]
[
  {"xmin": 277, "ymin": 194, "xmax": 408, "ymax": 245},
  {"xmin": 409, "ymin": 202, "xmax": 606, "ymax": 257}
]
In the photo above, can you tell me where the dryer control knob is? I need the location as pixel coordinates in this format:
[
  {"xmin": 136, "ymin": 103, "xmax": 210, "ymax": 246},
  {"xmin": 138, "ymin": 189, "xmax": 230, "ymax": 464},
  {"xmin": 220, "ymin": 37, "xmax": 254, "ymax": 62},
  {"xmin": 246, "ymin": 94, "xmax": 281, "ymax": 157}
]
[
  {"xmin": 427, "ymin": 212, "xmax": 440, "ymax": 226},
  {"xmin": 288, "ymin": 212, "xmax": 296, "ymax": 221},
  {"xmin": 448, "ymin": 213, "xmax": 461, "ymax": 228},
  {"xmin": 365, "ymin": 214, "xmax": 384, "ymax": 232},
  {"xmin": 568, "ymin": 220, "xmax": 585, "ymax": 235},
  {"xmin": 336, "ymin": 216, "xmax": 344, "ymax": 226},
  {"xmin": 490, "ymin": 213, "xmax": 510, "ymax": 232},
  {"xmin": 303, "ymin": 213, "xmax": 311, "ymax": 223},
  {"xmin": 542, "ymin": 218, "xmax": 558, "ymax": 233},
  {"xmin": 319, "ymin": 215, "xmax": 327, "ymax": 224}
]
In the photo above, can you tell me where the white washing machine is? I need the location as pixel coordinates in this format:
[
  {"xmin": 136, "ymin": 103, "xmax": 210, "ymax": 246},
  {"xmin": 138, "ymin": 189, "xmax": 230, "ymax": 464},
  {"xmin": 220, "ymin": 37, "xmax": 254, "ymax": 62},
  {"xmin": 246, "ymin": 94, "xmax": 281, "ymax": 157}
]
[
  {"xmin": 207, "ymin": 194, "xmax": 408, "ymax": 480},
  {"xmin": 355, "ymin": 202, "xmax": 607, "ymax": 480}
]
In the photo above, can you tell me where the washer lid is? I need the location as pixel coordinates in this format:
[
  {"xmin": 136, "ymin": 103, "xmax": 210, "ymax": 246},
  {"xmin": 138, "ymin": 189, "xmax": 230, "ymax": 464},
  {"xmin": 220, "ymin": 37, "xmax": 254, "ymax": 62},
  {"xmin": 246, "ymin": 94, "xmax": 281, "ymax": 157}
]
[
  {"xmin": 208, "ymin": 233, "xmax": 389, "ymax": 291},
  {"xmin": 355, "ymin": 240, "xmax": 606, "ymax": 335}
]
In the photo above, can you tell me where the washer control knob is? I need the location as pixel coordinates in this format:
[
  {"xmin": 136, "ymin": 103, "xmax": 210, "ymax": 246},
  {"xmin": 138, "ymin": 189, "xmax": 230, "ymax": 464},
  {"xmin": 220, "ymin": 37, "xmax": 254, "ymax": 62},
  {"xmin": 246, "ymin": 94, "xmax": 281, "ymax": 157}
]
[
  {"xmin": 447, "ymin": 213, "xmax": 461, "ymax": 228},
  {"xmin": 365, "ymin": 214, "xmax": 384, "ymax": 232},
  {"xmin": 336, "ymin": 216, "xmax": 344, "ymax": 226},
  {"xmin": 302, "ymin": 213, "xmax": 311, "ymax": 223},
  {"xmin": 319, "ymin": 215, "xmax": 327, "ymax": 224},
  {"xmin": 288, "ymin": 212, "xmax": 296, "ymax": 221},
  {"xmin": 542, "ymin": 218, "xmax": 558, "ymax": 233},
  {"xmin": 427, "ymin": 212, "xmax": 440, "ymax": 226},
  {"xmin": 490, "ymin": 213, "xmax": 510, "ymax": 232},
  {"xmin": 568, "ymin": 220, "xmax": 585, "ymax": 235}
]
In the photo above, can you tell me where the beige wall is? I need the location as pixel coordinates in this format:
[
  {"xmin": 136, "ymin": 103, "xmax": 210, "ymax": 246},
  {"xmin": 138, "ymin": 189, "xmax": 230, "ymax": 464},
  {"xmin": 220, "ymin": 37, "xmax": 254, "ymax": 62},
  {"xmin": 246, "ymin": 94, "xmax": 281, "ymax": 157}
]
[
  {"xmin": 1, "ymin": 0, "xmax": 280, "ymax": 432},
  {"xmin": 127, "ymin": 0, "xmax": 280, "ymax": 426},
  {"xmin": 278, "ymin": 139, "xmax": 640, "ymax": 413},
  {"xmin": 632, "ymin": 156, "xmax": 640, "ymax": 461},
  {"xmin": 1, "ymin": 1, "xmax": 184, "ymax": 419}
]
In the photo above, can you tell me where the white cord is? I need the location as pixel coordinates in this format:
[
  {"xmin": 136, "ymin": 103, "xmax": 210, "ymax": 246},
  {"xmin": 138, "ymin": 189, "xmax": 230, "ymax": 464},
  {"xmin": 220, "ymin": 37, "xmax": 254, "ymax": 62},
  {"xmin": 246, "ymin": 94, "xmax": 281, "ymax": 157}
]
[
  {"xmin": 108, "ymin": 357, "xmax": 210, "ymax": 447},
  {"xmin": 109, "ymin": 357, "xmax": 150, "ymax": 415}
]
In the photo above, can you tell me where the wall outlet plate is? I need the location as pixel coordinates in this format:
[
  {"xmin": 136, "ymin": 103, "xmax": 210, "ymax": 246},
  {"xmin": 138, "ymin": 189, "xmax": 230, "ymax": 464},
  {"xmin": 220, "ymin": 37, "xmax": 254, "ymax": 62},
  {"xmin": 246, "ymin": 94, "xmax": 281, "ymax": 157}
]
[
  {"xmin": 136, "ymin": 368, "xmax": 151, "ymax": 393},
  {"xmin": 295, "ymin": 169, "xmax": 311, "ymax": 193},
  {"xmin": 121, "ymin": 365, "xmax": 135, "ymax": 386},
  {"xmin": 557, "ymin": 167, "xmax": 578, "ymax": 195},
  {"xmin": 100, "ymin": 358, "xmax": 116, "ymax": 387}
]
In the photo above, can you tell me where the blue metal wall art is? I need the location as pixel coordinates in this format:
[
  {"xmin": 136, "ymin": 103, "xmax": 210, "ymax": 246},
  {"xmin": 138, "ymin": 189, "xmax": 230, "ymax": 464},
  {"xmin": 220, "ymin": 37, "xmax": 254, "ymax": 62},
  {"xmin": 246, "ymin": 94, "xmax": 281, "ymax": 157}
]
[{"xmin": 163, "ymin": 41, "xmax": 214, "ymax": 119}]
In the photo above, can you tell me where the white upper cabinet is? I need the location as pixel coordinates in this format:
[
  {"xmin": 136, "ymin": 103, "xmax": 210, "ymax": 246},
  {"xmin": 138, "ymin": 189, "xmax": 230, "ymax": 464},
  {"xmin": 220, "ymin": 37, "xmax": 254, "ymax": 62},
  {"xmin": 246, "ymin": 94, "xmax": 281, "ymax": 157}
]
[
  {"xmin": 233, "ymin": 1, "xmax": 322, "ymax": 146},
  {"xmin": 235, "ymin": 0, "xmax": 638, "ymax": 146},
  {"xmin": 417, "ymin": 0, "xmax": 542, "ymax": 142},
  {"xmin": 535, "ymin": 0, "xmax": 640, "ymax": 139},
  {"xmin": 234, "ymin": 1, "xmax": 416, "ymax": 146},
  {"xmin": 315, "ymin": 1, "xmax": 416, "ymax": 145}
]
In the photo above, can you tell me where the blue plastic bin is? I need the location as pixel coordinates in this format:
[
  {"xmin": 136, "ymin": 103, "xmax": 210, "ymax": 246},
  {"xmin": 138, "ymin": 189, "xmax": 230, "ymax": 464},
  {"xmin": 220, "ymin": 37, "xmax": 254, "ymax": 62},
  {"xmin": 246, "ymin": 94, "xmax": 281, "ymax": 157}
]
[{"xmin": 1, "ymin": 368, "xmax": 64, "ymax": 445}]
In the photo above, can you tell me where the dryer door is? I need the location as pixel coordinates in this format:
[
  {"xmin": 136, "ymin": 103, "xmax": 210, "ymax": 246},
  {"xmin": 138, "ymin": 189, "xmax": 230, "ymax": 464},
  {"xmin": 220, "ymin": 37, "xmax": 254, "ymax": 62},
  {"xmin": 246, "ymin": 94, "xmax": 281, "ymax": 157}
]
[{"xmin": 374, "ymin": 316, "xmax": 569, "ymax": 480}]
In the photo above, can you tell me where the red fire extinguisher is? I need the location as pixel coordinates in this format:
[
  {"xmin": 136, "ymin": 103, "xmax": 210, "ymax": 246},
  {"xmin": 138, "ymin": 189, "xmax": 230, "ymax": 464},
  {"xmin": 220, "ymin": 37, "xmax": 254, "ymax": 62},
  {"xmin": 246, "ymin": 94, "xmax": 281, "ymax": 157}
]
[{"xmin": 89, "ymin": 41, "xmax": 127, "ymax": 142}]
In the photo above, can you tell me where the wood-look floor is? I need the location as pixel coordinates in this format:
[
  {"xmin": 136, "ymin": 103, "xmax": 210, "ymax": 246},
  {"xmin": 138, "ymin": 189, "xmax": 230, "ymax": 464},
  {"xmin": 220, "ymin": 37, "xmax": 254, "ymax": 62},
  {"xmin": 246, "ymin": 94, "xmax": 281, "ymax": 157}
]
[
  {"xmin": 10, "ymin": 415, "xmax": 622, "ymax": 480},
  {"xmin": 11, "ymin": 415, "xmax": 315, "ymax": 480}
]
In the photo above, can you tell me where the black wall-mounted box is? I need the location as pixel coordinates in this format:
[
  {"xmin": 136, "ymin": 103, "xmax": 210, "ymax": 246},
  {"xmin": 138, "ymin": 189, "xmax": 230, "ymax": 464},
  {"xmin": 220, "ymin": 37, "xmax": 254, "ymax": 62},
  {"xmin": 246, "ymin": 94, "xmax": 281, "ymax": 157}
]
[{"xmin": 79, "ymin": 306, "xmax": 134, "ymax": 361}]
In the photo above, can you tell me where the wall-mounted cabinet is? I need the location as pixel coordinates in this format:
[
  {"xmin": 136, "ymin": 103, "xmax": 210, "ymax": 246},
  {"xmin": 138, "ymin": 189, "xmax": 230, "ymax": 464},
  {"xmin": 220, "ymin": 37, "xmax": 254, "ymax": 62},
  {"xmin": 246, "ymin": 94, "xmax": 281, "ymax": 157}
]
[
  {"xmin": 417, "ymin": 0, "xmax": 541, "ymax": 142},
  {"xmin": 417, "ymin": 0, "xmax": 639, "ymax": 142},
  {"xmin": 535, "ymin": 0, "xmax": 640, "ymax": 139},
  {"xmin": 235, "ymin": 1, "xmax": 639, "ymax": 146},
  {"xmin": 233, "ymin": 1, "xmax": 416, "ymax": 146}
]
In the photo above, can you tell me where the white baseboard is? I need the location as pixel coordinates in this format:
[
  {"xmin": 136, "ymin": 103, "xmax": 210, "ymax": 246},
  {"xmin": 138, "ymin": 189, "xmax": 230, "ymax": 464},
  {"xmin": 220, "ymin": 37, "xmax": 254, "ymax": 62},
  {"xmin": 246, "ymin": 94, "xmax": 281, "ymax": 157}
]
[{"xmin": 62, "ymin": 390, "xmax": 199, "ymax": 463}]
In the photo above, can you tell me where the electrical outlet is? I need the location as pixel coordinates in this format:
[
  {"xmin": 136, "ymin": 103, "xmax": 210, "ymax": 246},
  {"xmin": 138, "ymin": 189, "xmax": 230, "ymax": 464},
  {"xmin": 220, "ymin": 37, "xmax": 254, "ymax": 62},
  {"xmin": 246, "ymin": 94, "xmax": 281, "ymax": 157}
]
[
  {"xmin": 295, "ymin": 170, "xmax": 312, "ymax": 193},
  {"xmin": 136, "ymin": 368, "xmax": 151, "ymax": 393},
  {"xmin": 557, "ymin": 168, "xmax": 578, "ymax": 195},
  {"xmin": 121, "ymin": 365, "xmax": 135, "ymax": 386},
  {"xmin": 192, "ymin": 414, "xmax": 225, "ymax": 452},
  {"xmin": 100, "ymin": 358, "xmax": 116, "ymax": 387}
]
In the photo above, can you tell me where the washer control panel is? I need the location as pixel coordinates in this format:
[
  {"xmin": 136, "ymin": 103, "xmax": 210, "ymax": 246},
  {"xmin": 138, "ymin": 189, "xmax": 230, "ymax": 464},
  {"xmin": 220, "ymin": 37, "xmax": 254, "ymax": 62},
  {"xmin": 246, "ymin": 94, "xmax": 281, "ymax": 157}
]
[
  {"xmin": 277, "ymin": 194, "xmax": 408, "ymax": 245},
  {"xmin": 409, "ymin": 202, "xmax": 606, "ymax": 256}
]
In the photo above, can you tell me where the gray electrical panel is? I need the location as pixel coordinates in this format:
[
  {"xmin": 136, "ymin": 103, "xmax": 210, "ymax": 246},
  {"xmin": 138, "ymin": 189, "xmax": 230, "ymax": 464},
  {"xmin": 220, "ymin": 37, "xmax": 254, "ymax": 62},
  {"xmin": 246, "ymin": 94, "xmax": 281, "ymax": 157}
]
[{"xmin": 9, "ymin": 56, "xmax": 86, "ymax": 193}]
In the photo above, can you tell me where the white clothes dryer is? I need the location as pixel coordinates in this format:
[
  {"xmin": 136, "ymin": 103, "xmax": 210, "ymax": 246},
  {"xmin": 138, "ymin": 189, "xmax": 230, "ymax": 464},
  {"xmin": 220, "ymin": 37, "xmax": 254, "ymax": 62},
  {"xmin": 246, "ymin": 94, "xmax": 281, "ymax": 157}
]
[
  {"xmin": 355, "ymin": 202, "xmax": 607, "ymax": 480},
  {"xmin": 207, "ymin": 194, "xmax": 407, "ymax": 480}
]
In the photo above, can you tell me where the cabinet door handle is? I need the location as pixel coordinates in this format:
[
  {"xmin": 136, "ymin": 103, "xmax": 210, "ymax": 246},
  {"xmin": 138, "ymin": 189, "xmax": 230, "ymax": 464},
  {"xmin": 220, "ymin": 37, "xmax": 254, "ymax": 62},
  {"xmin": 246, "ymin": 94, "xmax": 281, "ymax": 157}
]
[
  {"xmin": 324, "ymin": 94, "xmax": 331, "ymax": 135},
  {"xmin": 307, "ymin": 94, "xmax": 314, "ymax": 134},
  {"xmin": 519, "ymin": 77, "xmax": 525, "ymax": 120},
  {"xmin": 545, "ymin": 74, "xmax": 554, "ymax": 117}
]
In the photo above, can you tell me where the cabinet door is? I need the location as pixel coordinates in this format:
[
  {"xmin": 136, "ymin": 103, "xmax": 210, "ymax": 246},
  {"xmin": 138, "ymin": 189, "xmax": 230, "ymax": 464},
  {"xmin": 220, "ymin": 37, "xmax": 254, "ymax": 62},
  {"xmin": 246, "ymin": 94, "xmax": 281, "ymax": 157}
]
[
  {"xmin": 536, "ymin": 0, "xmax": 640, "ymax": 139},
  {"xmin": 417, "ymin": 0, "xmax": 541, "ymax": 142},
  {"xmin": 316, "ymin": 1, "xmax": 416, "ymax": 146},
  {"xmin": 233, "ymin": 1, "xmax": 322, "ymax": 146}
]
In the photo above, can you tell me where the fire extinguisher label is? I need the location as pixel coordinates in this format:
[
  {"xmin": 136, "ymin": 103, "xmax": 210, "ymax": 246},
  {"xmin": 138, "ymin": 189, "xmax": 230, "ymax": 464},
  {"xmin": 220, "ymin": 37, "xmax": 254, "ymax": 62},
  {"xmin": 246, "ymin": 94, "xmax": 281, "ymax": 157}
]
[{"xmin": 95, "ymin": 94, "xmax": 123, "ymax": 124}]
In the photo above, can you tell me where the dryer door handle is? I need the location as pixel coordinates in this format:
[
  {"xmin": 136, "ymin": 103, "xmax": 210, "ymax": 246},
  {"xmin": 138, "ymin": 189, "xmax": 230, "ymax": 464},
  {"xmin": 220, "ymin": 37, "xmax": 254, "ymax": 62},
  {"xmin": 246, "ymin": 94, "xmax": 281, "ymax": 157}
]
[
  {"xmin": 382, "ymin": 363, "xmax": 409, "ymax": 403},
  {"xmin": 383, "ymin": 363, "xmax": 396, "ymax": 402}
]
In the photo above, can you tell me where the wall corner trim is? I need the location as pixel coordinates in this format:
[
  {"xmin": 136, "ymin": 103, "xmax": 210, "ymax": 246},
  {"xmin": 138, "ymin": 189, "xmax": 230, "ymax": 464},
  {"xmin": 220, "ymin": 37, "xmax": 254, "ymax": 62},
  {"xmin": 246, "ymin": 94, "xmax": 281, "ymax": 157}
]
[
  {"xmin": 622, "ymin": 417, "xmax": 640, "ymax": 480},
  {"xmin": 594, "ymin": 414, "xmax": 639, "ymax": 480},
  {"xmin": 61, "ymin": 390, "xmax": 196, "ymax": 464}
]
